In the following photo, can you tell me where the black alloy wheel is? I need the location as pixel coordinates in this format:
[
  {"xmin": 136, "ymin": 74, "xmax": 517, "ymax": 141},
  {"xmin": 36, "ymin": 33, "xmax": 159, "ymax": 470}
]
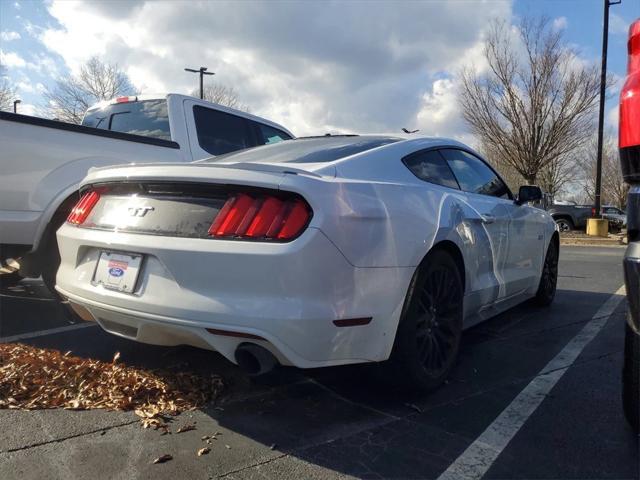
[
  {"xmin": 389, "ymin": 249, "xmax": 463, "ymax": 391},
  {"xmin": 534, "ymin": 240, "xmax": 558, "ymax": 306}
]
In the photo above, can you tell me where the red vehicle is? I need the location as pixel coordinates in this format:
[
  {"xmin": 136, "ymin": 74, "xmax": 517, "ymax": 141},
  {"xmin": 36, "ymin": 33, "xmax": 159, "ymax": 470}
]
[{"xmin": 620, "ymin": 18, "xmax": 640, "ymax": 433}]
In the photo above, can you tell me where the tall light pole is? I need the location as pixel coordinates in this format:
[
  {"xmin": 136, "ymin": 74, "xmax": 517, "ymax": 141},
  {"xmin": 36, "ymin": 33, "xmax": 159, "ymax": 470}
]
[
  {"xmin": 594, "ymin": 0, "xmax": 621, "ymax": 217},
  {"xmin": 185, "ymin": 67, "xmax": 215, "ymax": 99},
  {"xmin": 13, "ymin": 99, "xmax": 21, "ymax": 114}
]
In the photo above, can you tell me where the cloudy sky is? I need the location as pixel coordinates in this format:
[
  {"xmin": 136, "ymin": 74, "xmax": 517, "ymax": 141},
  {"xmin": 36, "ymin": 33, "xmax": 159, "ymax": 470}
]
[{"xmin": 0, "ymin": 0, "xmax": 638, "ymax": 141}]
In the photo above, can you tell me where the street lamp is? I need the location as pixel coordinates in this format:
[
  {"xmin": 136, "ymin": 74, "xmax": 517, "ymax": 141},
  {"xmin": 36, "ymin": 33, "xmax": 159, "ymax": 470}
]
[
  {"xmin": 13, "ymin": 99, "xmax": 21, "ymax": 114},
  {"xmin": 184, "ymin": 66, "xmax": 215, "ymax": 100},
  {"xmin": 594, "ymin": 0, "xmax": 622, "ymax": 218}
]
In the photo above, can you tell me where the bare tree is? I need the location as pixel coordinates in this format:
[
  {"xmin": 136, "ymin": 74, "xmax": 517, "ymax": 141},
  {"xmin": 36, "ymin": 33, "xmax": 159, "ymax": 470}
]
[
  {"xmin": 578, "ymin": 134, "xmax": 628, "ymax": 209},
  {"xmin": 192, "ymin": 83, "xmax": 249, "ymax": 112},
  {"xmin": 45, "ymin": 57, "xmax": 138, "ymax": 124},
  {"xmin": 537, "ymin": 154, "xmax": 576, "ymax": 201},
  {"xmin": 459, "ymin": 16, "xmax": 602, "ymax": 184},
  {"xmin": 478, "ymin": 139, "xmax": 524, "ymax": 192},
  {"xmin": 0, "ymin": 65, "xmax": 16, "ymax": 112}
]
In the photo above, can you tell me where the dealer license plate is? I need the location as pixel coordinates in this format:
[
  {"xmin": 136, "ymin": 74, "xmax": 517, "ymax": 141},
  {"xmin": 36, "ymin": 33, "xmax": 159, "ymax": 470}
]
[{"xmin": 93, "ymin": 251, "xmax": 142, "ymax": 293}]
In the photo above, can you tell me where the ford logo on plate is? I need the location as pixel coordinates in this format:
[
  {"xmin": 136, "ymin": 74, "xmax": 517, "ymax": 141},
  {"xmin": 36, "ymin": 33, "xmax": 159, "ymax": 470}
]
[{"xmin": 109, "ymin": 267, "xmax": 124, "ymax": 277}]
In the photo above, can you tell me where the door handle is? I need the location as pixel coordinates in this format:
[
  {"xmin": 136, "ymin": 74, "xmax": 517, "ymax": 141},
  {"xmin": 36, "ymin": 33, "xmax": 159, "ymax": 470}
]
[{"xmin": 480, "ymin": 213, "xmax": 496, "ymax": 224}]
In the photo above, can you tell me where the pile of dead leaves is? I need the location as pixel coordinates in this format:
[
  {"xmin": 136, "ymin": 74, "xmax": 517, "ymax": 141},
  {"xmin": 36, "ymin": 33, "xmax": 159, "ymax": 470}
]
[{"xmin": 0, "ymin": 343, "xmax": 223, "ymax": 423}]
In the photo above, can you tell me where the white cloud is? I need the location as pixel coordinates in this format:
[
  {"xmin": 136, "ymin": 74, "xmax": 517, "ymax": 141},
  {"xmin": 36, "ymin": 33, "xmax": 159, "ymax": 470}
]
[
  {"xmin": 609, "ymin": 13, "xmax": 629, "ymax": 36},
  {"xmin": 24, "ymin": 53, "xmax": 60, "ymax": 77},
  {"xmin": 606, "ymin": 104, "xmax": 619, "ymax": 130},
  {"xmin": 16, "ymin": 102, "xmax": 36, "ymax": 116},
  {"xmin": 39, "ymin": 0, "xmax": 512, "ymax": 136},
  {"xmin": 23, "ymin": 20, "xmax": 44, "ymax": 38},
  {"xmin": 1, "ymin": 31, "xmax": 21, "ymax": 42},
  {"xmin": 0, "ymin": 49, "xmax": 26, "ymax": 68},
  {"xmin": 416, "ymin": 79, "xmax": 462, "ymax": 137},
  {"xmin": 553, "ymin": 17, "xmax": 568, "ymax": 31},
  {"xmin": 16, "ymin": 80, "xmax": 34, "ymax": 93}
]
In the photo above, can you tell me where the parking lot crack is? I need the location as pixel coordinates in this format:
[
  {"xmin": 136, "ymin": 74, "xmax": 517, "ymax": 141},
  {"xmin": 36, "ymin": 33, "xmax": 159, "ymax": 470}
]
[
  {"xmin": 217, "ymin": 452, "xmax": 289, "ymax": 478},
  {"xmin": 0, "ymin": 418, "xmax": 139, "ymax": 454},
  {"xmin": 307, "ymin": 378, "xmax": 402, "ymax": 420}
]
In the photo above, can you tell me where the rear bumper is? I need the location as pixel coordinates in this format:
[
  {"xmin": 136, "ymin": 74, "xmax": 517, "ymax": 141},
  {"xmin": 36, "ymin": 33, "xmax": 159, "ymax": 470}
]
[{"xmin": 55, "ymin": 223, "xmax": 414, "ymax": 368}]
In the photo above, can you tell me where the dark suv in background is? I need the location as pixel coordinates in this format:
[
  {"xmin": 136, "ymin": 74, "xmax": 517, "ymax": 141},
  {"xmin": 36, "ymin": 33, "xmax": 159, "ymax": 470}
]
[{"xmin": 620, "ymin": 18, "xmax": 640, "ymax": 433}]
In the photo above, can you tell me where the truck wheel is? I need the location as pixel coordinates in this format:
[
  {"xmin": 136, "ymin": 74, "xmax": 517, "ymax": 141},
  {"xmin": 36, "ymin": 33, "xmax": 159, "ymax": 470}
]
[
  {"xmin": 555, "ymin": 218, "xmax": 573, "ymax": 232},
  {"xmin": 623, "ymin": 319, "xmax": 640, "ymax": 433},
  {"xmin": 39, "ymin": 210, "xmax": 69, "ymax": 297},
  {"xmin": 0, "ymin": 271, "xmax": 23, "ymax": 288},
  {"xmin": 387, "ymin": 249, "xmax": 463, "ymax": 391}
]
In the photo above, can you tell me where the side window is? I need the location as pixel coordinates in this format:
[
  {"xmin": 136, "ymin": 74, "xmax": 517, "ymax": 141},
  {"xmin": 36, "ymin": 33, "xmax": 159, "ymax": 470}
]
[
  {"xmin": 193, "ymin": 106, "xmax": 255, "ymax": 155},
  {"xmin": 402, "ymin": 150, "xmax": 459, "ymax": 189},
  {"xmin": 440, "ymin": 149, "xmax": 512, "ymax": 199},
  {"xmin": 255, "ymin": 123, "xmax": 292, "ymax": 145}
]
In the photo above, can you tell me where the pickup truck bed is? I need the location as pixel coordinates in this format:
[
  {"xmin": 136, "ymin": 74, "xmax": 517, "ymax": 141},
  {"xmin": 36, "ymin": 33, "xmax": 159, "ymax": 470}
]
[
  {"xmin": 0, "ymin": 112, "xmax": 183, "ymax": 246},
  {"xmin": 0, "ymin": 94, "xmax": 293, "ymax": 292}
]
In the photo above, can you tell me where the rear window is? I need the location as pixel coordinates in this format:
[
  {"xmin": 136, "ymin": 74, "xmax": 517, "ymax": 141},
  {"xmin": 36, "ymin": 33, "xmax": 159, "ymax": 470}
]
[
  {"xmin": 82, "ymin": 99, "xmax": 171, "ymax": 141},
  {"xmin": 255, "ymin": 123, "xmax": 292, "ymax": 145},
  {"xmin": 202, "ymin": 136, "xmax": 400, "ymax": 164},
  {"xmin": 193, "ymin": 106, "xmax": 255, "ymax": 155}
]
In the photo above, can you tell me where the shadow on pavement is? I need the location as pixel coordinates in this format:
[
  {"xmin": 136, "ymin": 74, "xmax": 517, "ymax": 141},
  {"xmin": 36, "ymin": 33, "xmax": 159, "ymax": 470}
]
[{"xmin": 1, "ymin": 284, "xmax": 636, "ymax": 479}]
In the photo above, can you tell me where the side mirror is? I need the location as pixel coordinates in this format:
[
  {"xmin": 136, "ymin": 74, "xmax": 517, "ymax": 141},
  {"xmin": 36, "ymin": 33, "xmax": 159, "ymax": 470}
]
[{"xmin": 516, "ymin": 185, "xmax": 543, "ymax": 205}]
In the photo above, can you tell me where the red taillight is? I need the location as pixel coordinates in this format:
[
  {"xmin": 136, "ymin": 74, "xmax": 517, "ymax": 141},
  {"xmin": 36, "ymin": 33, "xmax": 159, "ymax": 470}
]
[
  {"xmin": 115, "ymin": 96, "xmax": 136, "ymax": 103},
  {"xmin": 208, "ymin": 193, "xmax": 311, "ymax": 241},
  {"xmin": 620, "ymin": 18, "xmax": 640, "ymax": 150},
  {"xmin": 67, "ymin": 191, "xmax": 100, "ymax": 225}
]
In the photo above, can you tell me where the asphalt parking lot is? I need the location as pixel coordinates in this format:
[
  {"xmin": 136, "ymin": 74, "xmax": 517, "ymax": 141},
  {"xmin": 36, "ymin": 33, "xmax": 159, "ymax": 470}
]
[{"xmin": 0, "ymin": 245, "xmax": 638, "ymax": 479}]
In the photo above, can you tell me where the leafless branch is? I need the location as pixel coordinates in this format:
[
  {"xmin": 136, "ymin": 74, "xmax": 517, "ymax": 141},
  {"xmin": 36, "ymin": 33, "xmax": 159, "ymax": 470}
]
[
  {"xmin": 191, "ymin": 84, "xmax": 249, "ymax": 112},
  {"xmin": 0, "ymin": 65, "xmax": 17, "ymax": 112},
  {"xmin": 577, "ymin": 133, "xmax": 628, "ymax": 209},
  {"xmin": 44, "ymin": 56, "xmax": 138, "ymax": 124},
  {"xmin": 459, "ymin": 16, "xmax": 604, "ymax": 185}
]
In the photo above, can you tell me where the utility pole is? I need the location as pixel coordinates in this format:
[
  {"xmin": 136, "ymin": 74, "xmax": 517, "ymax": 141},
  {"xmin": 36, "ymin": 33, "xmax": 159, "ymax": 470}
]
[
  {"xmin": 184, "ymin": 67, "xmax": 215, "ymax": 99},
  {"xmin": 594, "ymin": 0, "xmax": 621, "ymax": 217},
  {"xmin": 13, "ymin": 99, "xmax": 20, "ymax": 114}
]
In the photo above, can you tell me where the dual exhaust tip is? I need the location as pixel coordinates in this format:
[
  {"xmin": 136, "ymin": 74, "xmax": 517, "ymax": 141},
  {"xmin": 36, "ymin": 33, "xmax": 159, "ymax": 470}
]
[{"xmin": 234, "ymin": 343, "xmax": 278, "ymax": 376}]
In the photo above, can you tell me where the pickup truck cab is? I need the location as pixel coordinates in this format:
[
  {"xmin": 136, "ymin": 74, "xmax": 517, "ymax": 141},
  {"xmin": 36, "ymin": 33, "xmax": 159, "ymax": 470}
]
[{"xmin": 0, "ymin": 93, "xmax": 293, "ymax": 291}]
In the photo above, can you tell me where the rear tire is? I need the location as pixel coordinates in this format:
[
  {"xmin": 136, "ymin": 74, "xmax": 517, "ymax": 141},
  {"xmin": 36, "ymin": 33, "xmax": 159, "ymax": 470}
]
[
  {"xmin": 533, "ymin": 240, "xmax": 558, "ymax": 306},
  {"xmin": 387, "ymin": 249, "xmax": 464, "ymax": 392},
  {"xmin": 623, "ymin": 319, "xmax": 640, "ymax": 433}
]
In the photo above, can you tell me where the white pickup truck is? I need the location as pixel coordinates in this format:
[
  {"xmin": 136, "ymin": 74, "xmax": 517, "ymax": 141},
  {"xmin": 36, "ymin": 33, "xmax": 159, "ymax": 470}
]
[{"xmin": 0, "ymin": 93, "xmax": 294, "ymax": 292}]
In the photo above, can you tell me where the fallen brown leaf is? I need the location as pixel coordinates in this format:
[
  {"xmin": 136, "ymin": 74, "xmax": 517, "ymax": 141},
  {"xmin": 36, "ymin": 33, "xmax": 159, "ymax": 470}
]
[
  {"xmin": 0, "ymin": 343, "xmax": 224, "ymax": 431},
  {"xmin": 152, "ymin": 454, "xmax": 173, "ymax": 464},
  {"xmin": 176, "ymin": 424, "xmax": 196, "ymax": 434},
  {"xmin": 197, "ymin": 447, "xmax": 211, "ymax": 456}
]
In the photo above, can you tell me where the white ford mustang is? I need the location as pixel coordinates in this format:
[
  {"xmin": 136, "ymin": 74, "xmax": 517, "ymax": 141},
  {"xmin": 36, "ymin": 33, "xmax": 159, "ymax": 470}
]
[{"xmin": 56, "ymin": 135, "xmax": 558, "ymax": 390}]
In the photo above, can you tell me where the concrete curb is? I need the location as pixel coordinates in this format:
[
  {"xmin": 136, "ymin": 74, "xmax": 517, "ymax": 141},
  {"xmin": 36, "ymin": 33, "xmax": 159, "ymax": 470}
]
[{"xmin": 560, "ymin": 237, "xmax": 625, "ymax": 247}]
